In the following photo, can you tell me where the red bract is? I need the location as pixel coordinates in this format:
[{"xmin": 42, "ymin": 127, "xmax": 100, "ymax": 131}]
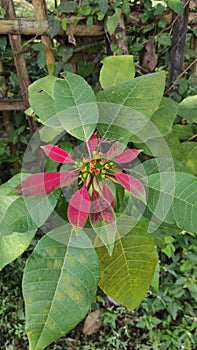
[
  {"xmin": 68, "ymin": 186, "xmax": 90, "ymax": 227},
  {"xmin": 87, "ymin": 133, "xmax": 99, "ymax": 154},
  {"xmin": 16, "ymin": 134, "xmax": 145, "ymax": 228},
  {"xmin": 15, "ymin": 170, "xmax": 78, "ymax": 197},
  {"xmin": 114, "ymin": 172, "xmax": 146, "ymax": 203},
  {"xmin": 41, "ymin": 144, "xmax": 74, "ymax": 164},
  {"xmin": 114, "ymin": 149, "xmax": 141, "ymax": 164},
  {"xmin": 91, "ymin": 186, "xmax": 115, "ymax": 225}
]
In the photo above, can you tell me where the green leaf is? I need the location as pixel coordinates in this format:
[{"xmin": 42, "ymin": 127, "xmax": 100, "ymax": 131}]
[
  {"xmin": 0, "ymin": 174, "xmax": 60, "ymax": 268},
  {"xmin": 138, "ymin": 157, "xmax": 189, "ymax": 176},
  {"xmin": 97, "ymin": 103, "xmax": 150, "ymax": 142},
  {"xmin": 151, "ymin": 261, "xmax": 160, "ymax": 290},
  {"xmin": 182, "ymin": 142, "xmax": 197, "ymax": 176},
  {"xmin": 0, "ymin": 197, "xmax": 37, "ymax": 236},
  {"xmin": 29, "ymin": 74, "xmax": 99, "ymax": 141},
  {"xmin": 86, "ymin": 15, "xmax": 93, "ymax": 27},
  {"xmin": 0, "ymin": 177, "xmax": 37, "ymax": 268},
  {"xmin": 48, "ymin": 15, "xmax": 61, "ymax": 38},
  {"xmin": 0, "ymin": 190, "xmax": 59, "ymax": 237},
  {"xmin": 58, "ymin": 1, "xmax": 78, "ymax": 13},
  {"xmin": 134, "ymin": 131, "xmax": 185, "ymax": 161},
  {"xmin": 23, "ymin": 229, "xmax": 100, "ymax": 350},
  {"xmin": 164, "ymin": 132, "xmax": 185, "ymax": 161},
  {"xmin": 147, "ymin": 172, "xmax": 197, "ymax": 233},
  {"xmin": 147, "ymin": 171, "xmax": 177, "ymax": 229},
  {"xmin": 0, "ymin": 174, "xmax": 40, "ymax": 236},
  {"xmin": 168, "ymin": 300, "xmax": 179, "ymax": 320},
  {"xmin": 97, "ymin": 71, "xmax": 166, "ymax": 118},
  {"xmin": 29, "ymin": 75, "xmax": 58, "ymax": 123},
  {"xmin": 97, "ymin": 72, "xmax": 166, "ymax": 142},
  {"xmin": 99, "ymin": 0, "xmax": 108, "ymax": 14},
  {"xmin": 123, "ymin": 0, "xmax": 130, "ymax": 14},
  {"xmin": 54, "ymin": 73, "xmax": 96, "ymax": 112},
  {"xmin": 0, "ymin": 173, "xmax": 37, "ymax": 198},
  {"xmin": 61, "ymin": 17, "xmax": 68, "ymax": 31},
  {"xmin": 53, "ymin": 73, "xmax": 99, "ymax": 140},
  {"xmin": 99, "ymin": 55, "xmax": 135, "ymax": 89},
  {"xmin": 23, "ymin": 191, "xmax": 60, "ymax": 228},
  {"xmin": 157, "ymin": 32, "xmax": 171, "ymax": 46},
  {"xmin": 106, "ymin": 8, "xmax": 121, "ymax": 35},
  {"xmin": 168, "ymin": 0, "xmax": 184, "ymax": 14},
  {"xmin": 132, "ymin": 97, "xmax": 178, "ymax": 151},
  {"xmin": 39, "ymin": 125, "xmax": 64, "ymax": 143},
  {"xmin": 178, "ymin": 95, "xmax": 197, "ymax": 123},
  {"xmin": 0, "ymin": 229, "xmax": 36, "ymax": 270},
  {"xmin": 162, "ymin": 236, "xmax": 176, "ymax": 258},
  {"xmin": 173, "ymin": 124, "xmax": 194, "ymax": 141},
  {"xmin": 173, "ymin": 173, "xmax": 197, "ymax": 233},
  {"xmin": 0, "ymin": 196, "xmax": 37, "ymax": 268},
  {"xmin": 92, "ymin": 219, "xmax": 117, "ymax": 256},
  {"xmin": 77, "ymin": 60, "xmax": 94, "ymax": 78},
  {"xmin": 0, "ymin": 35, "xmax": 7, "ymax": 51},
  {"xmin": 32, "ymin": 43, "xmax": 46, "ymax": 69},
  {"xmin": 180, "ymin": 259, "xmax": 192, "ymax": 272},
  {"xmin": 78, "ymin": 4, "xmax": 91, "ymax": 16},
  {"xmin": 150, "ymin": 97, "xmax": 178, "ymax": 136},
  {"xmin": 96, "ymin": 221, "xmax": 158, "ymax": 310},
  {"xmin": 61, "ymin": 47, "xmax": 74, "ymax": 63},
  {"xmin": 191, "ymin": 28, "xmax": 197, "ymax": 37},
  {"xmin": 151, "ymin": 222, "xmax": 181, "ymax": 248}
]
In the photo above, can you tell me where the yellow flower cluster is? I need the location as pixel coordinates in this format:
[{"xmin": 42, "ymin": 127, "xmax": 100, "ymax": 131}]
[{"xmin": 77, "ymin": 157, "xmax": 114, "ymax": 181}]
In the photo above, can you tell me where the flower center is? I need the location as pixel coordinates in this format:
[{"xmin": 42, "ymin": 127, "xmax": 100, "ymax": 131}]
[{"xmin": 77, "ymin": 158, "xmax": 114, "ymax": 182}]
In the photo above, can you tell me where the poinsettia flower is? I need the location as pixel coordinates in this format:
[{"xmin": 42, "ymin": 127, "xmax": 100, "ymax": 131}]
[{"xmin": 16, "ymin": 133, "xmax": 146, "ymax": 228}]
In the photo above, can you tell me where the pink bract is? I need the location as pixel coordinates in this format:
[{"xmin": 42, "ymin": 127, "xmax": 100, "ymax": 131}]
[
  {"xmin": 68, "ymin": 186, "xmax": 90, "ymax": 227},
  {"xmin": 41, "ymin": 144, "xmax": 74, "ymax": 164}
]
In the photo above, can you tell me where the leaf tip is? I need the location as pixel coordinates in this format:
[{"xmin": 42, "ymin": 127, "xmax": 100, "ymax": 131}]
[{"xmin": 8, "ymin": 187, "xmax": 21, "ymax": 196}]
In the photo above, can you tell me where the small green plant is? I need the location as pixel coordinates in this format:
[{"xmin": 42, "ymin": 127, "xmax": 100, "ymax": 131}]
[{"xmin": 0, "ymin": 55, "xmax": 197, "ymax": 350}]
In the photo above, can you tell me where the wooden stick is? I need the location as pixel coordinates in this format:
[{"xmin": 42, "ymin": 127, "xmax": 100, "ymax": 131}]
[
  {"xmin": 167, "ymin": 0, "xmax": 190, "ymax": 87},
  {"xmin": 0, "ymin": 18, "xmax": 105, "ymax": 36},
  {"xmin": 31, "ymin": 0, "xmax": 56, "ymax": 73},
  {"xmin": 193, "ymin": 35, "xmax": 197, "ymax": 81},
  {"xmin": 1, "ymin": 0, "xmax": 30, "ymax": 108},
  {"xmin": 0, "ymin": 99, "xmax": 25, "ymax": 110},
  {"xmin": 1, "ymin": 0, "xmax": 38, "ymax": 131},
  {"xmin": 0, "ymin": 10, "xmax": 196, "ymax": 37}
]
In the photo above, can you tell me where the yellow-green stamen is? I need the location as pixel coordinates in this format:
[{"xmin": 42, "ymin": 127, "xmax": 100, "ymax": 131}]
[{"xmin": 77, "ymin": 154, "xmax": 115, "ymax": 184}]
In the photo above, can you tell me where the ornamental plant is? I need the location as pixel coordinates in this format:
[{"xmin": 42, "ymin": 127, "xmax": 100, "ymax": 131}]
[{"xmin": 0, "ymin": 55, "xmax": 196, "ymax": 350}]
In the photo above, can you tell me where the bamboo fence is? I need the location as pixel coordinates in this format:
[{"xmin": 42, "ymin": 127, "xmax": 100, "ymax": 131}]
[{"xmin": 0, "ymin": 0, "xmax": 197, "ymax": 115}]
